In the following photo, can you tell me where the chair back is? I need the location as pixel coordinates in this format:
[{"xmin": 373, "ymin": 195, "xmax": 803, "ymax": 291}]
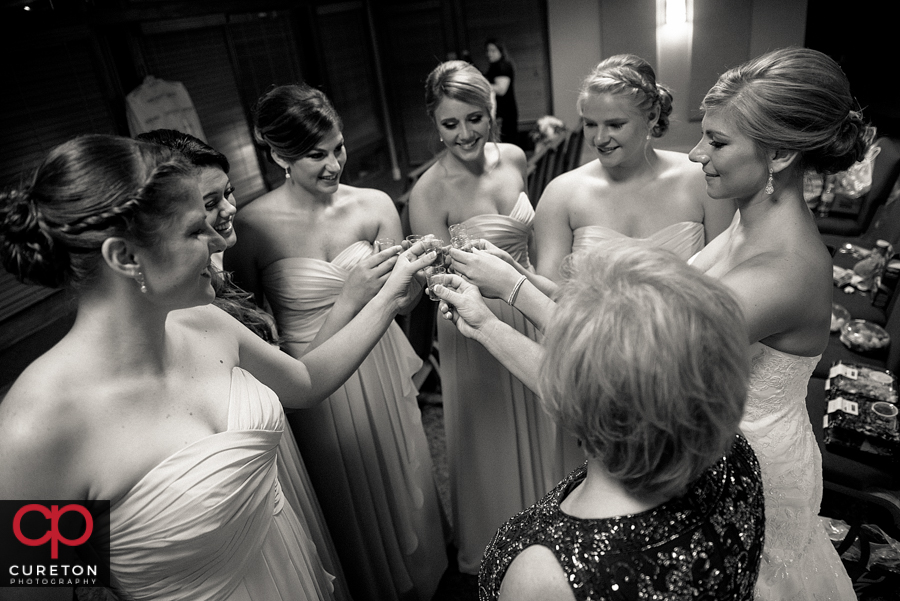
[
  {"xmin": 857, "ymin": 136, "xmax": 900, "ymax": 232},
  {"xmin": 817, "ymin": 136, "xmax": 900, "ymax": 236},
  {"xmin": 527, "ymin": 129, "xmax": 580, "ymax": 206}
]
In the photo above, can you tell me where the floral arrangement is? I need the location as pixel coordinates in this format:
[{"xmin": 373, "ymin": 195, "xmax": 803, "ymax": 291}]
[{"xmin": 529, "ymin": 115, "xmax": 567, "ymax": 145}]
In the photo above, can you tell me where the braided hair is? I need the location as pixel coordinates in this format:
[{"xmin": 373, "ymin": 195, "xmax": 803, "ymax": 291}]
[
  {"xmin": 577, "ymin": 54, "xmax": 674, "ymax": 138},
  {"xmin": 0, "ymin": 134, "xmax": 193, "ymax": 290}
]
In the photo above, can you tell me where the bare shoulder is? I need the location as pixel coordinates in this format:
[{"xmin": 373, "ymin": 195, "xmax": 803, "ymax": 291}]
[
  {"xmin": 499, "ymin": 545, "xmax": 575, "ymax": 601},
  {"xmin": 498, "ymin": 142, "xmax": 528, "ymax": 172},
  {"xmin": 169, "ymin": 304, "xmax": 246, "ymax": 346},
  {"xmin": 539, "ymin": 161, "xmax": 598, "ymax": 208},
  {"xmin": 0, "ymin": 355, "xmax": 88, "ymax": 496},
  {"xmin": 657, "ymin": 150, "xmax": 705, "ymax": 185},
  {"xmin": 236, "ymin": 189, "xmax": 281, "ymax": 222},
  {"xmin": 410, "ymin": 161, "xmax": 451, "ymax": 207},
  {"xmin": 338, "ymin": 184, "xmax": 394, "ymax": 211}
]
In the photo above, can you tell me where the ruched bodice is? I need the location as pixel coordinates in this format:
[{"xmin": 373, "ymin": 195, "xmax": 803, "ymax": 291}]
[
  {"xmin": 262, "ymin": 241, "xmax": 373, "ymax": 350},
  {"xmin": 109, "ymin": 367, "xmax": 333, "ymax": 601},
  {"xmin": 260, "ymin": 240, "xmax": 446, "ymax": 601},
  {"xmin": 463, "ymin": 192, "xmax": 533, "ymax": 267},
  {"xmin": 572, "ymin": 221, "xmax": 704, "ymax": 261}
]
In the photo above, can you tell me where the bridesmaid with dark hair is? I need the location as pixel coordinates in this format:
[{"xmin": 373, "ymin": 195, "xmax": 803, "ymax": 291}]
[
  {"xmin": 225, "ymin": 84, "xmax": 446, "ymax": 601},
  {"xmin": 137, "ymin": 128, "xmax": 350, "ymax": 599},
  {"xmin": 0, "ymin": 134, "xmax": 433, "ymax": 601}
]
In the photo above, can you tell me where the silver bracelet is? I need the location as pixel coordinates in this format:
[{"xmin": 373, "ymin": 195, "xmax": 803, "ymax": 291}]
[{"xmin": 507, "ymin": 275, "xmax": 527, "ymax": 307}]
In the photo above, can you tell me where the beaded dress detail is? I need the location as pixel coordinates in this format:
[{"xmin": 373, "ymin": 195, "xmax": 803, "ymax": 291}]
[{"xmin": 479, "ymin": 435, "xmax": 764, "ymax": 600}]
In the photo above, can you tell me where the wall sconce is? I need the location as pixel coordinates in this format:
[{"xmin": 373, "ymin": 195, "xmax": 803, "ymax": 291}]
[{"xmin": 665, "ymin": 0, "xmax": 687, "ymax": 24}]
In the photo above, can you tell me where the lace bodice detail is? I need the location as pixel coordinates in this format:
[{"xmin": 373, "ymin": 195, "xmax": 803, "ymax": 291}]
[{"xmin": 744, "ymin": 343, "xmax": 820, "ymax": 423}]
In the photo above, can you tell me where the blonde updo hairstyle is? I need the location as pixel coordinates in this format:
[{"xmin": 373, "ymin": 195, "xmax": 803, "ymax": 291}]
[
  {"xmin": 577, "ymin": 54, "xmax": 674, "ymax": 138},
  {"xmin": 0, "ymin": 135, "xmax": 193, "ymax": 291},
  {"xmin": 701, "ymin": 47, "xmax": 871, "ymax": 175},
  {"xmin": 424, "ymin": 60, "xmax": 498, "ymax": 142},
  {"xmin": 539, "ymin": 242, "xmax": 749, "ymax": 500}
]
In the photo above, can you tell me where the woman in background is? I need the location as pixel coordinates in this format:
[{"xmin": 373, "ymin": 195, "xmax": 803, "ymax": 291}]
[
  {"xmin": 466, "ymin": 243, "xmax": 764, "ymax": 600},
  {"xmin": 137, "ymin": 129, "xmax": 350, "ymax": 600},
  {"xmin": 688, "ymin": 47, "xmax": 860, "ymax": 598},
  {"xmin": 484, "ymin": 39, "xmax": 519, "ymax": 145},
  {"xmin": 0, "ymin": 134, "xmax": 433, "ymax": 600},
  {"xmin": 409, "ymin": 60, "xmax": 575, "ymax": 576},
  {"xmin": 225, "ymin": 84, "xmax": 446, "ymax": 601},
  {"xmin": 533, "ymin": 54, "xmax": 734, "ymax": 283}
]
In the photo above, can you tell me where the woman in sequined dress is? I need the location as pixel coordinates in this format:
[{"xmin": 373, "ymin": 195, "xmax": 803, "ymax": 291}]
[
  {"xmin": 435, "ymin": 242, "xmax": 765, "ymax": 600},
  {"xmin": 687, "ymin": 48, "xmax": 864, "ymax": 599}
]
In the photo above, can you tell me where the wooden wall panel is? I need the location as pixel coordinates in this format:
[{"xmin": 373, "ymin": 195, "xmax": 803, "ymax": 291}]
[
  {"xmin": 378, "ymin": 2, "xmax": 448, "ymax": 166},
  {"xmin": 0, "ymin": 32, "xmax": 118, "ymax": 324},
  {"xmin": 462, "ymin": 0, "xmax": 552, "ymax": 123},
  {"xmin": 141, "ymin": 25, "xmax": 267, "ymax": 205}
]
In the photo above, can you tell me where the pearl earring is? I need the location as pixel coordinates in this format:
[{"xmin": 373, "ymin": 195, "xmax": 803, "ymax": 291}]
[
  {"xmin": 136, "ymin": 270, "xmax": 148, "ymax": 294},
  {"xmin": 765, "ymin": 167, "xmax": 774, "ymax": 195},
  {"xmin": 284, "ymin": 166, "xmax": 291, "ymax": 179}
]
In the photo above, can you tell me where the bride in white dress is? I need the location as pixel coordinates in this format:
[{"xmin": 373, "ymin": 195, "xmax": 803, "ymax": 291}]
[{"xmin": 687, "ymin": 47, "xmax": 865, "ymax": 599}]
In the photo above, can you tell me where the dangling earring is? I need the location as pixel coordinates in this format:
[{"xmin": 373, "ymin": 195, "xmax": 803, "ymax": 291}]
[
  {"xmin": 135, "ymin": 270, "xmax": 148, "ymax": 294},
  {"xmin": 284, "ymin": 166, "xmax": 291, "ymax": 180},
  {"xmin": 765, "ymin": 167, "xmax": 774, "ymax": 195}
]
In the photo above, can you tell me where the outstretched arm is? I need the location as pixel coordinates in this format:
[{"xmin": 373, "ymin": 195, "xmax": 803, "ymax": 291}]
[
  {"xmin": 432, "ymin": 274, "xmax": 543, "ymax": 393},
  {"xmin": 238, "ymin": 247, "xmax": 438, "ymax": 408},
  {"xmin": 448, "ymin": 246, "xmax": 556, "ymax": 331},
  {"xmin": 302, "ymin": 244, "xmax": 404, "ymax": 354},
  {"xmin": 532, "ymin": 182, "xmax": 574, "ymax": 283}
]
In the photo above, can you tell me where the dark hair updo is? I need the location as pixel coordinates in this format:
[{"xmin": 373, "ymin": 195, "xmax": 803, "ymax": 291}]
[
  {"xmin": 0, "ymin": 134, "xmax": 193, "ymax": 290},
  {"xmin": 701, "ymin": 47, "xmax": 871, "ymax": 174},
  {"xmin": 252, "ymin": 84, "xmax": 343, "ymax": 163},
  {"xmin": 578, "ymin": 54, "xmax": 674, "ymax": 138},
  {"xmin": 136, "ymin": 129, "xmax": 230, "ymax": 174}
]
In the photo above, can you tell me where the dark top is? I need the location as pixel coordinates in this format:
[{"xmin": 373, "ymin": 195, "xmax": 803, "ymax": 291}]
[
  {"xmin": 485, "ymin": 59, "xmax": 518, "ymax": 142},
  {"xmin": 478, "ymin": 434, "xmax": 764, "ymax": 600}
]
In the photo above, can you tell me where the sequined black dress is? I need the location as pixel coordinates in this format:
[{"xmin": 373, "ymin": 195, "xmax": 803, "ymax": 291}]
[{"xmin": 478, "ymin": 434, "xmax": 765, "ymax": 600}]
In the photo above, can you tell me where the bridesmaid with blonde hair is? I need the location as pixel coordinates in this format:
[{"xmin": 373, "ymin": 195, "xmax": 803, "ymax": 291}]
[{"xmin": 409, "ymin": 60, "xmax": 574, "ymax": 575}]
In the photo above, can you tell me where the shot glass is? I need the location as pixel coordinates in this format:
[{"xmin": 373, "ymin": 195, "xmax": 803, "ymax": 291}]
[
  {"xmin": 872, "ymin": 401, "xmax": 898, "ymax": 432},
  {"xmin": 425, "ymin": 265, "xmax": 447, "ymax": 301},
  {"xmin": 425, "ymin": 236, "xmax": 446, "ymax": 265},
  {"xmin": 374, "ymin": 237, "xmax": 396, "ymax": 252},
  {"xmin": 449, "ymin": 223, "xmax": 473, "ymax": 252}
]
